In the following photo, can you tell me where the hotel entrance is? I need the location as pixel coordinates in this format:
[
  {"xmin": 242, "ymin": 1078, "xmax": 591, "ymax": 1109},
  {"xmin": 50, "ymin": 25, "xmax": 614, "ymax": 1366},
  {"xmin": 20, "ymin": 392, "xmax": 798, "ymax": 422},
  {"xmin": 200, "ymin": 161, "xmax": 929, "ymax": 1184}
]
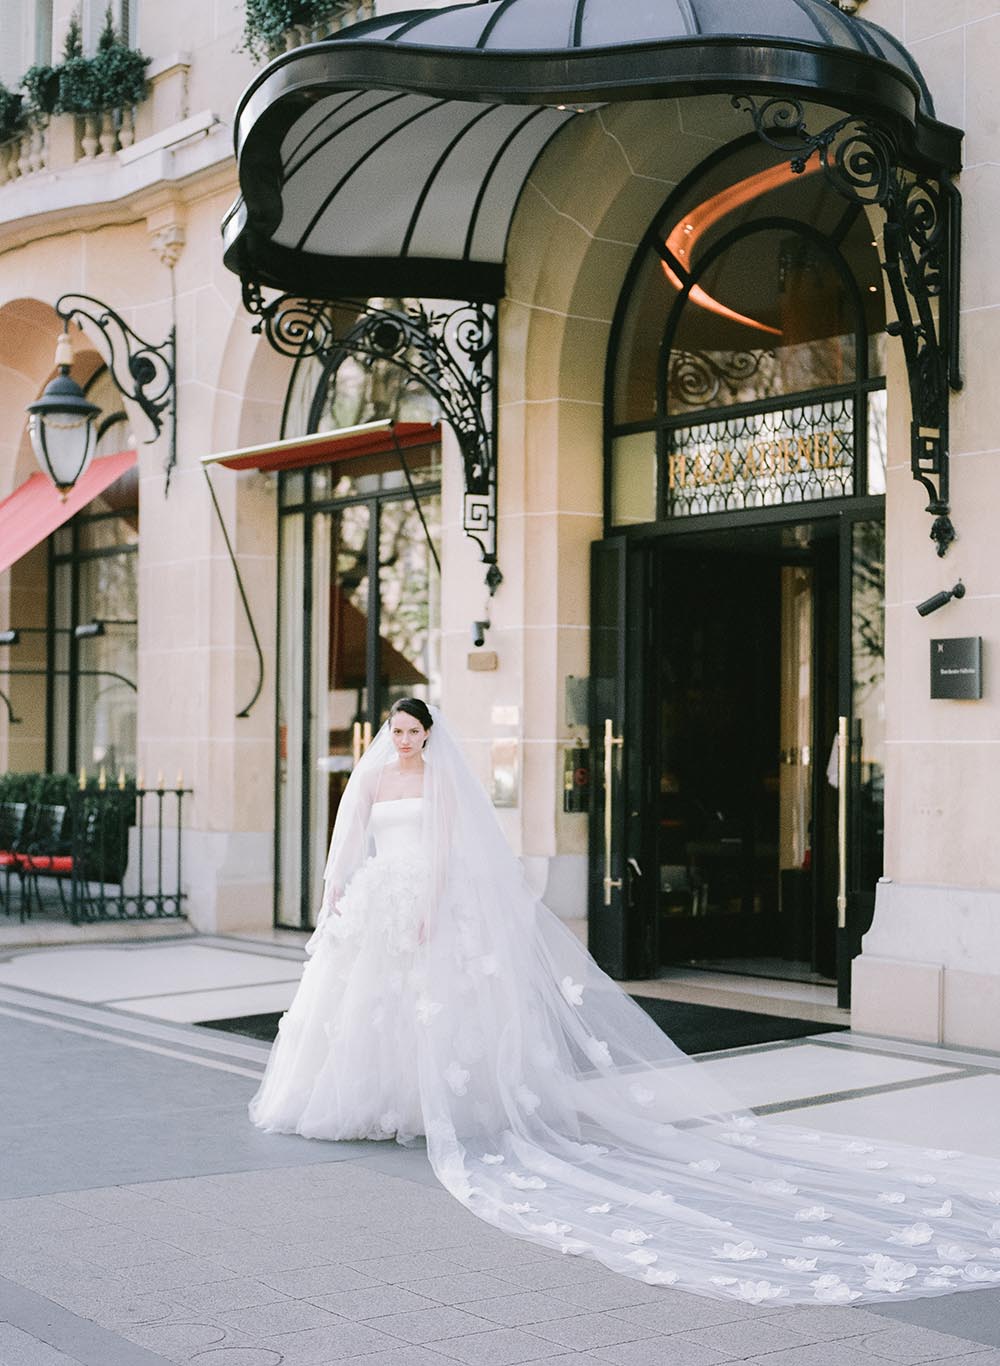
[
  {"xmin": 591, "ymin": 132, "xmax": 889, "ymax": 1006},
  {"xmin": 590, "ymin": 512, "xmax": 884, "ymax": 1007}
]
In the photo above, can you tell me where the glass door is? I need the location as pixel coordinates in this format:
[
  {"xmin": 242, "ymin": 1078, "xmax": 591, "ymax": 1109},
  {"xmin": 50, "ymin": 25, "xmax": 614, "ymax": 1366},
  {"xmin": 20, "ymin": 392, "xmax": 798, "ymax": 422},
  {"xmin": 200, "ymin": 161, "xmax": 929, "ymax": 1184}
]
[
  {"xmin": 588, "ymin": 537, "xmax": 648, "ymax": 979},
  {"xmin": 837, "ymin": 516, "xmax": 885, "ymax": 1005},
  {"xmin": 277, "ymin": 453, "xmax": 441, "ymax": 930}
]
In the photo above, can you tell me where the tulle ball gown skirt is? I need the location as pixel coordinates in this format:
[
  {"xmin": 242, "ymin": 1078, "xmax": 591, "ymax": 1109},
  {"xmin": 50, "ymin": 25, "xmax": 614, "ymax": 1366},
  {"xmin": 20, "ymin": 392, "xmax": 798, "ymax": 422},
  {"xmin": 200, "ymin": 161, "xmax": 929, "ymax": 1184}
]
[{"xmin": 249, "ymin": 846, "xmax": 430, "ymax": 1144}]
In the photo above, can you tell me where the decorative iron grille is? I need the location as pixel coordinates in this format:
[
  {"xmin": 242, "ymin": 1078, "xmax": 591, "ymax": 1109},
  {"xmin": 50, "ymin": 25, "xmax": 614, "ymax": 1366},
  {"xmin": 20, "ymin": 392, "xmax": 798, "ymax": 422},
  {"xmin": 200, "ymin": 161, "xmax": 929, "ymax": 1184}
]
[{"xmin": 665, "ymin": 396, "xmax": 855, "ymax": 517}]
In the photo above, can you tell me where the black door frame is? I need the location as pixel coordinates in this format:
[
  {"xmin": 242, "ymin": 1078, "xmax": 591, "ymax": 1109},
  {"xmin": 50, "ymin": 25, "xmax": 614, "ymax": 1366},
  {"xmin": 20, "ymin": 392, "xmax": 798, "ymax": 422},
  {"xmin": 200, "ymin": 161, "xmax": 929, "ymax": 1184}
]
[{"xmin": 589, "ymin": 494, "xmax": 884, "ymax": 999}]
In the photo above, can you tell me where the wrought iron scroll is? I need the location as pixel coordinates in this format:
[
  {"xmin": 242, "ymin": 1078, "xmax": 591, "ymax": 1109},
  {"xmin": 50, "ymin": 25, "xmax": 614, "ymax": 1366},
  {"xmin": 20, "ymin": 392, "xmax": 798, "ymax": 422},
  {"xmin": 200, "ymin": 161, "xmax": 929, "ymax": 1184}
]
[
  {"xmin": 733, "ymin": 96, "xmax": 962, "ymax": 555},
  {"xmin": 667, "ymin": 349, "xmax": 774, "ymax": 410},
  {"xmin": 242, "ymin": 285, "xmax": 501, "ymax": 591},
  {"xmin": 55, "ymin": 293, "xmax": 178, "ymax": 492}
]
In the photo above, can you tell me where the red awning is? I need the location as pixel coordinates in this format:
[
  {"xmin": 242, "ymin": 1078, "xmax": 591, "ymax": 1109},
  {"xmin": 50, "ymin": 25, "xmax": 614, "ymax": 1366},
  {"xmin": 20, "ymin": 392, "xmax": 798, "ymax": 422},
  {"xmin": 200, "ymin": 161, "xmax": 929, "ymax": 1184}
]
[
  {"xmin": 201, "ymin": 420, "xmax": 441, "ymax": 473},
  {"xmin": 0, "ymin": 449, "xmax": 137, "ymax": 576}
]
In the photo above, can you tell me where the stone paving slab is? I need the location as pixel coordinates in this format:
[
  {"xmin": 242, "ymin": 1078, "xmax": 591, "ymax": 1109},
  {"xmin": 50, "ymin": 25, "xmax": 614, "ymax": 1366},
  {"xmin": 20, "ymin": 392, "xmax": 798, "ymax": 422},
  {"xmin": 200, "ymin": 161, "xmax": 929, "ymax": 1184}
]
[{"xmin": 4, "ymin": 978, "xmax": 1000, "ymax": 1365}]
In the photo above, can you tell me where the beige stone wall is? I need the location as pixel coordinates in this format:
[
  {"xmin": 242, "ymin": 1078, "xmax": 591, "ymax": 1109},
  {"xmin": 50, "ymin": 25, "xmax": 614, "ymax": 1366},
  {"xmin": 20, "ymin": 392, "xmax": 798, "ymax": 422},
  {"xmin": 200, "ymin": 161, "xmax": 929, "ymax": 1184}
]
[
  {"xmin": 848, "ymin": 1, "xmax": 1000, "ymax": 1045},
  {"xmin": 489, "ymin": 96, "xmax": 791, "ymax": 912},
  {"xmin": 0, "ymin": 0, "xmax": 292, "ymax": 931}
]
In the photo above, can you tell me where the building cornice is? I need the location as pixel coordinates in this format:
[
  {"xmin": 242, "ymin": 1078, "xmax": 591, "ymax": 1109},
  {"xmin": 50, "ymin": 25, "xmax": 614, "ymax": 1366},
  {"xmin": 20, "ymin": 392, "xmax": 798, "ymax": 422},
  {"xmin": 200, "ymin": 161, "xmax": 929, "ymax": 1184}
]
[{"xmin": 0, "ymin": 121, "xmax": 235, "ymax": 257}]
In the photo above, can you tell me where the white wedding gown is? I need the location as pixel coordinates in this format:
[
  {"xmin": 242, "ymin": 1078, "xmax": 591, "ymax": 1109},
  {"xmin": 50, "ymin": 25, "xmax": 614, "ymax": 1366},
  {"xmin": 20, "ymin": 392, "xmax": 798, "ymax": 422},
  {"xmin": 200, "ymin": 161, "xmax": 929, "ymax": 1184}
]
[
  {"xmin": 251, "ymin": 741, "xmax": 1000, "ymax": 1308},
  {"xmin": 250, "ymin": 796, "xmax": 429, "ymax": 1142}
]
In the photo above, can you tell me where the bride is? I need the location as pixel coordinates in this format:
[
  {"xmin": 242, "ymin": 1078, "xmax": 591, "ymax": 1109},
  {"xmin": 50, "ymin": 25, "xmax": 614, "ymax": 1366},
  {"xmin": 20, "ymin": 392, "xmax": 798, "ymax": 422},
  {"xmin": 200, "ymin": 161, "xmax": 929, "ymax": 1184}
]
[{"xmin": 251, "ymin": 699, "xmax": 1000, "ymax": 1306}]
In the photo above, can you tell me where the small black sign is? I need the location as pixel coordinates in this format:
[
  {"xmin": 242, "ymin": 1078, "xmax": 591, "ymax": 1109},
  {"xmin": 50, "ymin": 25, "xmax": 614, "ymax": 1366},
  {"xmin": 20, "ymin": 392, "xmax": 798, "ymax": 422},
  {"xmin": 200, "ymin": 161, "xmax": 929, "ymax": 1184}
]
[{"xmin": 930, "ymin": 636, "xmax": 982, "ymax": 699}]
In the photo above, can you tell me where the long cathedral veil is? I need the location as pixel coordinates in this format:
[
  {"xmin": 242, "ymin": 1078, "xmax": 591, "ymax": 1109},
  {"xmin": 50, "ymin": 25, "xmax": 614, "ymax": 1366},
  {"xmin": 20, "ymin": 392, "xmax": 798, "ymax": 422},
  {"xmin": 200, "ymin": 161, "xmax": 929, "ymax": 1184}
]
[{"xmin": 295, "ymin": 708, "xmax": 1000, "ymax": 1306}]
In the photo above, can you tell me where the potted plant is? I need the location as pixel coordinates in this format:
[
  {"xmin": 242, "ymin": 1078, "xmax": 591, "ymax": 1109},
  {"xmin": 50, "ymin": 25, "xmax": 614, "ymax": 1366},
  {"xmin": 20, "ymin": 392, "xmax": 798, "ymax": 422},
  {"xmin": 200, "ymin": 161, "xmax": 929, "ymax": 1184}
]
[
  {"xmin": 92, "ymin": 7, "xmax": 150, "ymax": 150},
  {"xmin": 0, "ymin": 82, "xmax": 26, "ymax": 143},
  {"xmin": 241, "ymin": 0, "xmax": 346, "ymax": 62},
  {"xmin": 20, "ymin": 64, "xmax": 59, "ymax": 120}
]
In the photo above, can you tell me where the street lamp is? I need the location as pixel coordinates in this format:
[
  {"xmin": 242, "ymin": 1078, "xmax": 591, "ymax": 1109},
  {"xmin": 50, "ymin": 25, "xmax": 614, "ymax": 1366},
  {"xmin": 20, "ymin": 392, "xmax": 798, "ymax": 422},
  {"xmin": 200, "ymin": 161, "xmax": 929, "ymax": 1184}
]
[
  {"xmin": 25, "ymin": 293, "xmax": 176, "ymax": 498},
  {"xmin": 25, "ymin": 332, "xmax": 101, "ymax": 498}
]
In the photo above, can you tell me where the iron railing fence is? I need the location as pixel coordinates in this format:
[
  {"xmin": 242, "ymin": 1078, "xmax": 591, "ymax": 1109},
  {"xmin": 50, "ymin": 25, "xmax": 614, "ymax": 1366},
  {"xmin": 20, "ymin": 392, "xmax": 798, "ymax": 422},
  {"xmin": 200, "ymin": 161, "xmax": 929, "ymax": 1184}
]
[
  {"xmin": 68, "ymin": 781, "xmax": 191, "ymax": 923},
  {"xmin": 0, "ymin": 778, "xmax": 191, "ymax": 923}
]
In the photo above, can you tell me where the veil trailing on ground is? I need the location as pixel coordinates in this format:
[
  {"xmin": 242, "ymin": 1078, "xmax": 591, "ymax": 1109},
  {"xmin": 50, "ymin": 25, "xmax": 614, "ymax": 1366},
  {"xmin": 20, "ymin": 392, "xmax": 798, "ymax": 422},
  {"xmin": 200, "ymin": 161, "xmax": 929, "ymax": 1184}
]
[{"xmin": 297, "ymin": 709, "xmax": 1000, "ymax": 1306}]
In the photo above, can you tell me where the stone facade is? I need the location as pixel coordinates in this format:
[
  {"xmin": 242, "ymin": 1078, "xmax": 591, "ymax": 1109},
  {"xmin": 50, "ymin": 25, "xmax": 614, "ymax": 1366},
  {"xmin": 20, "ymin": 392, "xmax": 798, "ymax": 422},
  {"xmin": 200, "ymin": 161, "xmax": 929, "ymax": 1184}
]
[{"xmin": 0, "ymin": 0, "xmax": 998, "ymax": 1047}]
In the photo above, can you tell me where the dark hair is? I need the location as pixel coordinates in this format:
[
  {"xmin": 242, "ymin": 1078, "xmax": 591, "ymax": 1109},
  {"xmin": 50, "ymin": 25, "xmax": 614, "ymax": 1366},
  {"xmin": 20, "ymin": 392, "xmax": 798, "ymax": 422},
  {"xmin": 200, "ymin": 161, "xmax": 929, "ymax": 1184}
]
[{"xmin": 389, "ymin": 697, "xmax": 433, "ymax": 733}]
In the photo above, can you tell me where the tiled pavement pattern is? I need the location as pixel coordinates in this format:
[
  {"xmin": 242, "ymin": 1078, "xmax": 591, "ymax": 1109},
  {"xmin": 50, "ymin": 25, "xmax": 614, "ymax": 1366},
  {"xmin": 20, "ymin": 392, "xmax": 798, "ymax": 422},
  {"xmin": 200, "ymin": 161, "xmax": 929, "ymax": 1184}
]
[
  {"xmin": 2, "ymin": 948, "xmax": 1000, "ymax": 1365},
  {"xmin": 5, "ymin": 1169, "xmax": 1000, "ymax": 1366}
]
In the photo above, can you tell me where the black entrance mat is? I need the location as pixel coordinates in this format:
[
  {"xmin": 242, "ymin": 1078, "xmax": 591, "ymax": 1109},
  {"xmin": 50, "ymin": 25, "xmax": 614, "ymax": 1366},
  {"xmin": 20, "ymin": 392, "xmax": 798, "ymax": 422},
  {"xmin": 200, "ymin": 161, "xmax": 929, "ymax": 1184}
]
[
  {"xmin": 200, "ymin": 999, "xmax": 846, "ymax": 1055},
  {"xmin": 631, "ymin": 995, "xmax": 847, "ymax": 1055},
  {"xmin": 201, "ymin": 1012, "xmax": 283, "ymax": 1042}
]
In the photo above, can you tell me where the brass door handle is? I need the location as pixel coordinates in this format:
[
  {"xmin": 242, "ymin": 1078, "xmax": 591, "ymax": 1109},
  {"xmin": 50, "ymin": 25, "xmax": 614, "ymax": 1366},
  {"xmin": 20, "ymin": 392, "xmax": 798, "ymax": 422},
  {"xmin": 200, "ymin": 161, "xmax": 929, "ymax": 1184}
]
[
  {"xmin": 603, "ymin": 718, "xmax": 624, "ymax": 906},
  {"xmin": 352, "ymin": 719, "xmax": 374, "ymax": 764}
]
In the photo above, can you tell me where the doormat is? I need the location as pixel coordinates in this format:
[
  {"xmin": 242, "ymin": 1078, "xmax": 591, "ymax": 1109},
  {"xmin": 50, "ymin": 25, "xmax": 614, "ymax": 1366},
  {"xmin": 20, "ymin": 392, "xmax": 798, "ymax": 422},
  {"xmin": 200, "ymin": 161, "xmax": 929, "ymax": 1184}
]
[
  {"xmin": 631, "ymin": 995, "xmax": 847, "ymax": 1055},
  {"xmin": 200, "ymin": 999, "xmax": 847, "ymax": 1055}
]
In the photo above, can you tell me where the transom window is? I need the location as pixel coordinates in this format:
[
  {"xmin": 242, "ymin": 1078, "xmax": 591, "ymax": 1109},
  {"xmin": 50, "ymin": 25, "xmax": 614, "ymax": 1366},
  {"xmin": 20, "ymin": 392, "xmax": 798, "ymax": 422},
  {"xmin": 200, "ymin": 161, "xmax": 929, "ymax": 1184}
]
[{"xmin": 609, "ymin": 139, "xmax": 887, "ymax": 525}]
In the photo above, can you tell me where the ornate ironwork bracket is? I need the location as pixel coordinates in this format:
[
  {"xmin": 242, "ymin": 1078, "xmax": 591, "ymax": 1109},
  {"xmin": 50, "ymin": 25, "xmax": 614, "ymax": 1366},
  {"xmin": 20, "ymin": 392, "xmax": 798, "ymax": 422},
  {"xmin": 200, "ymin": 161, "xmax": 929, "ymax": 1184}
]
[
  {"xmin": 733, "ymin": 97, "xmax": 962, "ymax": 556},
  {"xmin": 242, "ymin": 285, "xmax": 502, "ymax": 592},
  {"xmin": 55, "ymin": 293, "xmax": 178, "ymax": 492}
]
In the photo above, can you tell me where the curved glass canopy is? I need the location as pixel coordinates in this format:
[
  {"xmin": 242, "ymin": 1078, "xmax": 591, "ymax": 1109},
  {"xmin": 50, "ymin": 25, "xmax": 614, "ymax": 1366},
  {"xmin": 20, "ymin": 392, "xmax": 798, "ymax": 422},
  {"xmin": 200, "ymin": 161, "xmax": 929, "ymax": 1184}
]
[{"xmin": 222, "ymin": 0, "xmax": 961, "ymax": 302}]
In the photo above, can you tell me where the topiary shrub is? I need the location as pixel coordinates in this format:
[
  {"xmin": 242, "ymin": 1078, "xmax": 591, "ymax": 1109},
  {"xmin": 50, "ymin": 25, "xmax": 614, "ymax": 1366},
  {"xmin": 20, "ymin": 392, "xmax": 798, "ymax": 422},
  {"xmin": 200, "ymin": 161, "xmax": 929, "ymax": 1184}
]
[
  {"xmin": 92, "ymin": 5, "xmax": 150, "ymax": 110},
  {"xmin": 20, "ymin": 64, "xmax": 59, "ymax": 119},
  {"xmin": 0, "ymin": 83, "xmax": 26, "ymax": 141}
]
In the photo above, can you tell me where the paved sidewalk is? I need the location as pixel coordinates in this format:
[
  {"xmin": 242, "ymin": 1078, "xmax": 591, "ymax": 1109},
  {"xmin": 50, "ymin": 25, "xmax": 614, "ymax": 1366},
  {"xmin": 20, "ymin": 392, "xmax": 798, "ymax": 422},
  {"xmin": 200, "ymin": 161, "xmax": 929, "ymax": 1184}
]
[{"xmin": 2, "ymin": 944, "xmax": 1000, "ymax": 1366}]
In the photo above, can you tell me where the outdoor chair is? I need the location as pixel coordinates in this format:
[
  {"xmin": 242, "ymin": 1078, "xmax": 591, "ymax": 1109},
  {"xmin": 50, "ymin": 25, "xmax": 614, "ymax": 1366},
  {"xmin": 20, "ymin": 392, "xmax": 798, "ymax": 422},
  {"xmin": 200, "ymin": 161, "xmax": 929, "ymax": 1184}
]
[
  {"xmin": 0, "ymin": 800, "xmax": 28, "ymax": 917},
  {"xmin": 16, "ymin": 803, "xmax": 71, "ymax": 921}
]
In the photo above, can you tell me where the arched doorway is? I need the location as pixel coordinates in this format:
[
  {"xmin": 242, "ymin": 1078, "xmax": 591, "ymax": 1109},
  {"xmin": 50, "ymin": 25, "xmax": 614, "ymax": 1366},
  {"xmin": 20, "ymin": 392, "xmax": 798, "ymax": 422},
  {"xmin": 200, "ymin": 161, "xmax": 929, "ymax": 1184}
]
[{"xmin": 593, "ymin": 139, "xmax": 887, "ymax": 1006}]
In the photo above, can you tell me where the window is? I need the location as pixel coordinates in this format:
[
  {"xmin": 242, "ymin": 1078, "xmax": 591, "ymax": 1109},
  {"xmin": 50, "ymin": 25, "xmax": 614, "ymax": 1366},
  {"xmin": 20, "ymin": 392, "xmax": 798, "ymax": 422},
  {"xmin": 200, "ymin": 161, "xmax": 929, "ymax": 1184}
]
[
  {"xmin": 49, "ymin": 367, "xmax": 137, "ymax": 776},
  {"xmin": 81, "ymin": 0, "xmax": 135, "ymax": 51},
  {"xmin": 36, "ymin": 0, "xmax": 54, "ymax": 64},
  {"xmin": 609, "ymin": 140, "xmax": 887, "ymax": 524}
]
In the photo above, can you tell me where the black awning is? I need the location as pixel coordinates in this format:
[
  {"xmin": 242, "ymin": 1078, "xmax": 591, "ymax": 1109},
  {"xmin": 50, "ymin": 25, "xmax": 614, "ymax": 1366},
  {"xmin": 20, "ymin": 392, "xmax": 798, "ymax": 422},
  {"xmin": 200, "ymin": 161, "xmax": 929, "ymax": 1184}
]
[{"xmin": 223, "ymin": 0, "xmax": 962, "ymax": 302}]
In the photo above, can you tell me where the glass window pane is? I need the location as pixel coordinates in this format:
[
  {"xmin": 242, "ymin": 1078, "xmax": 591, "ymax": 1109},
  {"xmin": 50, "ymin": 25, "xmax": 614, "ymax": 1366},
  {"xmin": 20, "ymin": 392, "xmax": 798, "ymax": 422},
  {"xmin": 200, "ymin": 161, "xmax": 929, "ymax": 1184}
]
[
  {"xmin": 331, "ymin": 443, "xmax": 442, "ymax": 500},
  {"xmin": 611, "ymin": 431, "xmax": 657, "ymax": 525},
  {"xmin": 851, "ymin": 519, "xmax": 885, "ymax": 894},
  {"xmin": 666, "ymin": 396, "xmax": 855, "ymax": 517},
  {"xmin": 866, "ymin": 388, "xmax": 887, "ymax": 495},
  {"xmin": 378, "ymin": 493, "xmax": 441, "ymax": 721},
  {"xmin": 277, "ymin": 512, "xmax": 306, "ymax": 928},
  {"xmin": 77, "ymin": 514, "xmax": 138, "ymax": 553},
  {"xmin": 280, "ymin": 470, "xmax": 306, "ymax": 506},
  {"xmin": 613, "ymin": 249, "xmax": 673, "ymax": 426},
  {"xmin": 75, "ymin": 551, "xmax": 138, "ymax": 774},
  {"xmin": 309, "ymin": 504, "xmax": 371, "ymax": 923},
  {"xmin": 667, "ymin": 230, "xmax": 859, "ymax": 415}
]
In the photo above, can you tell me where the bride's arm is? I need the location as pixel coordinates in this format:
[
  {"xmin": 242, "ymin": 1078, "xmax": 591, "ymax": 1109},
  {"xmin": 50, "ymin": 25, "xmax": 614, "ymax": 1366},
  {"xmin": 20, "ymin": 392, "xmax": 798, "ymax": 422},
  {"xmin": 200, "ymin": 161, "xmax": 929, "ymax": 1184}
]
[{"xmin": 322, "ymin": 769, "xmax": 377, "ymax": 914}]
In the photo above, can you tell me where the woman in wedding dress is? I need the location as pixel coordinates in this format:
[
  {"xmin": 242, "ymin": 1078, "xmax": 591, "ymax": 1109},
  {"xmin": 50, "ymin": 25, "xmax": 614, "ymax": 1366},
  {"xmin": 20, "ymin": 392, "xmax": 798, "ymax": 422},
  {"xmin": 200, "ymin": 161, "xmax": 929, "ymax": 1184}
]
[{"xmin": 250, "ymin": 699, "xmax": 1000, "ymax": 1307}]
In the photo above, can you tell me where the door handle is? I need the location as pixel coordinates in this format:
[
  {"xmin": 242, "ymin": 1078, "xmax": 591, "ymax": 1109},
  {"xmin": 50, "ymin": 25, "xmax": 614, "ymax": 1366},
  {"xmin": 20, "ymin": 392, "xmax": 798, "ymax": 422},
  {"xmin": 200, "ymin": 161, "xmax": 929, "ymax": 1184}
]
[
  {"xmin": 836, "ymin": 713, "xmax": 848, "ymax": 930},
  {"xmin": 352, "ymin": 721, "xmax": 362, "ymax": 766},
  {"xmin": 603, "ymin": 718, "xmax": 624, "ymax": 906},
  {"xmin": 352, "ymin": 719, "xmax": 374, "ymax": 764}
]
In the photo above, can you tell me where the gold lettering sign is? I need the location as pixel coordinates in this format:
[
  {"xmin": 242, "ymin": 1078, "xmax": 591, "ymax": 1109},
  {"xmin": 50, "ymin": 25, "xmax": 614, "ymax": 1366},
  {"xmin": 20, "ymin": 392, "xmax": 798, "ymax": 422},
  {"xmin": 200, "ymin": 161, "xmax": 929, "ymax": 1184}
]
[{"xmin": 668, "ymin": 428, "xmax": 850, "ymax": 490}]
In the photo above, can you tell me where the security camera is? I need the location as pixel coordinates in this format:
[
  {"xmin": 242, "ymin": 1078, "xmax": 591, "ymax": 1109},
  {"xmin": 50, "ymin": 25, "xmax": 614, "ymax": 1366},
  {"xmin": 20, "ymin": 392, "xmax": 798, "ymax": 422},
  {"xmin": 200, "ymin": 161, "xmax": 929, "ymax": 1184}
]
[
  {"xmin": 471, "ymin": 620, "xmax": 489, "ymax": 648},
  {"xmin": 916, "ymin": 581, "xmax": 965, "ymax": 617}
]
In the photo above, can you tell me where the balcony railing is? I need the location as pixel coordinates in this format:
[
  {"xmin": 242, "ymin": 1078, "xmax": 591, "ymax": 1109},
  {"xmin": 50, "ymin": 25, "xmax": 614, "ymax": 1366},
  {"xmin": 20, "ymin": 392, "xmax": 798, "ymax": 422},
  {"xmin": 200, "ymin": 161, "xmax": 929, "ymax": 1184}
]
[{"xmin": 0, "ymin": 105, "xmax": 139, "ymax": 183}]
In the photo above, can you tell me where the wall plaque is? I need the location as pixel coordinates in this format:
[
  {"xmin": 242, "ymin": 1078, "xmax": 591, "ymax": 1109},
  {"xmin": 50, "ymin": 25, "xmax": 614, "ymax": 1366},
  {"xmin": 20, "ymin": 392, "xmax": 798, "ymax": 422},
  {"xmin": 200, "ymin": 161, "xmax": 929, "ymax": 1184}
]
[{"xmin": 930, "ymin": 636, "xmax": 982, "ymax": 699}]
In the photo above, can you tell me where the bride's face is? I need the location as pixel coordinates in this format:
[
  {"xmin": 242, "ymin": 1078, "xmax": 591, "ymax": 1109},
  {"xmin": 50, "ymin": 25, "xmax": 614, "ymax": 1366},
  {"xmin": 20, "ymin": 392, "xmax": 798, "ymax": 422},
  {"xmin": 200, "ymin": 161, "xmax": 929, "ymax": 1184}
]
[{"xmin": 390, "ymin": 713, "xmax": 428, "ymax": 758}]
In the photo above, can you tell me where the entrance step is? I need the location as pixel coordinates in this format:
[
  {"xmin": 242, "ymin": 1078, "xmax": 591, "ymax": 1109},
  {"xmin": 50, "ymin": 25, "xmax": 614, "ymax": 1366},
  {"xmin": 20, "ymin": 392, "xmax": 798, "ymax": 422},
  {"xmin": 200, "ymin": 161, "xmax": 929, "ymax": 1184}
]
[{"xmin": 618, "ymin": 966, "xmax": 849, "ymax": 1027}]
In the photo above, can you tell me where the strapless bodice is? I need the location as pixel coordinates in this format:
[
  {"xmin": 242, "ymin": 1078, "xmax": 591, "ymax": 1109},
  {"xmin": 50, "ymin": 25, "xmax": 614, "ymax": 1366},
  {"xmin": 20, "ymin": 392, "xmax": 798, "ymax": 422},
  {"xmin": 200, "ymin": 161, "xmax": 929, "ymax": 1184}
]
[{"xmin": 370, "ymin": 796, "xmax": 423, "ymax": 859}]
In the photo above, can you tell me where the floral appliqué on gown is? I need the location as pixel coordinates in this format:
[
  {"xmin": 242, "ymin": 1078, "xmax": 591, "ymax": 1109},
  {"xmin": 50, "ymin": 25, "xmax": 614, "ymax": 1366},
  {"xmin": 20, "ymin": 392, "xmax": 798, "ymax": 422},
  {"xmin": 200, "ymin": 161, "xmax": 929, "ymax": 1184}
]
[{"xmin": 249, "ymin": 796, "xmax": 429, "ymax": 1142}]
